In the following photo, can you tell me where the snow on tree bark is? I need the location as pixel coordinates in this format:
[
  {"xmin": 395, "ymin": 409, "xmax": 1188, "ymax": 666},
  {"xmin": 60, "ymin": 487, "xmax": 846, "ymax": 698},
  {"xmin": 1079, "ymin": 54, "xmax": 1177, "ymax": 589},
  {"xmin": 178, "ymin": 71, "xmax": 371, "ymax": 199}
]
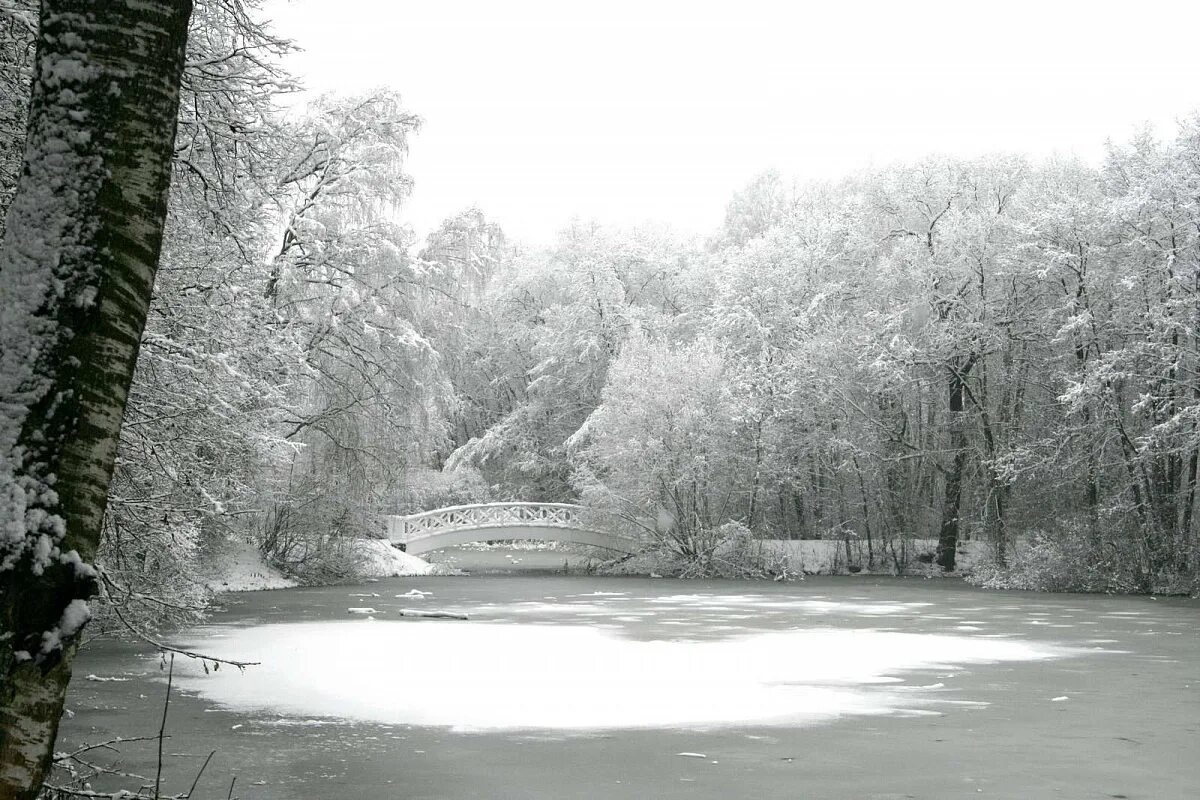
[{"xmin": 0, "ymin": 2, "xmax": 192, "ymax": 798}]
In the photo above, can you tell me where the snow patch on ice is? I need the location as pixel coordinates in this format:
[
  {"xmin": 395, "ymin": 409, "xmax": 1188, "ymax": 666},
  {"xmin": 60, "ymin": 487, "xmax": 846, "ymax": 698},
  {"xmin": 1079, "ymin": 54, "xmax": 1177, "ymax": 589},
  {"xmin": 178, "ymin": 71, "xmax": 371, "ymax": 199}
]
[{"xmin": 171, "ymin": 622, "xmax": 1075, "ymax": 732}]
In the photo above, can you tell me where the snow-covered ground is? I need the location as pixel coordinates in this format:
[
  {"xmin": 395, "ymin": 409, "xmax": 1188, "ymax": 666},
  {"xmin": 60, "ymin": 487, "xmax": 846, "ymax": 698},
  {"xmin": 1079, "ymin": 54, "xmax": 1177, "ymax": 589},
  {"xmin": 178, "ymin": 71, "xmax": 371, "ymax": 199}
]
[
  {"xmin": 201, "ymin": 539, "xmax": 297, "ymax": 593},
  {"xmin": 201, "ymin": 538, "xmax": 456, "ymax": 593},
  {"xmin": 352, "ymin": 539, "xmax": 460, "ymax": 578}
]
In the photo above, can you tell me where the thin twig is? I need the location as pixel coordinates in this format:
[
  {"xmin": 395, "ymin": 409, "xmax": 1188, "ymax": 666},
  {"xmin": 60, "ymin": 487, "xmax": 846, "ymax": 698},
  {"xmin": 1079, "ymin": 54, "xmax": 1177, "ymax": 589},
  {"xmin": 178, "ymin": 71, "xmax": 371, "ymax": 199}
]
[
  {"xmin": 185, "ymin": 750, "xmax": 216, "ymax": 799},
  {"xmin": 155, "ymin": 654, "xmax": 173, "ymax": 800},
  {"xmin": 55, "ymin": 735, "xmax": 162, "ymax": 762},
  {"xmin": 42, "ymin": 787, "xmax": 147, "ymax": 799}
]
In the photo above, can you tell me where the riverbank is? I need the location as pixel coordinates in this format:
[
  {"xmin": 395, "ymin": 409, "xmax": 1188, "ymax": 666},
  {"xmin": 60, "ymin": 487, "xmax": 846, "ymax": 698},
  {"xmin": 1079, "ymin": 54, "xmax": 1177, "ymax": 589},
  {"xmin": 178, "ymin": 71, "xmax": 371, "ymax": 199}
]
[{"xmin": 200, "ymin": 537, "xmax": 458, "ymax": 593}]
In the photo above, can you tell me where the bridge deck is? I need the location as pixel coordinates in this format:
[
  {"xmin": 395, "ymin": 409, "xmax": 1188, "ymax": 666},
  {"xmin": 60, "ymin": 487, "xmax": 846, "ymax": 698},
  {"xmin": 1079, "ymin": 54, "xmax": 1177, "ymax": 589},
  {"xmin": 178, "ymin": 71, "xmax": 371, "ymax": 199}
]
[{"xmin": 386, "ymin": 502, "xmax": 640, "ymax": 555}]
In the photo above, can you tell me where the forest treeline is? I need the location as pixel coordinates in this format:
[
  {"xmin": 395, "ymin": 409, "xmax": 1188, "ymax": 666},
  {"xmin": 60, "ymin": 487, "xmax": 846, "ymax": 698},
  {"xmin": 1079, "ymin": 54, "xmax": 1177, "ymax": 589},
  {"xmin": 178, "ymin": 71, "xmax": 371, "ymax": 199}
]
[
  {"xmin": 439, "ymin": 140, "xmax": 1200, "ymax": 595},
  {"xmin": 3, "ymin": 1, "xmax": 1198, "ymax": 601}
]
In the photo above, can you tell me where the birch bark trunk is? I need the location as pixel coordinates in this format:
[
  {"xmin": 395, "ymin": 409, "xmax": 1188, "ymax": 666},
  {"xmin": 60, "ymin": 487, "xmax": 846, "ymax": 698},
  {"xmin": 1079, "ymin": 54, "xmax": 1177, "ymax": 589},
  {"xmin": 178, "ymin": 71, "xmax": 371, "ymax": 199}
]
[{"xmin": 0, "ymin": 3, "xmax": 192, "ymax": 797}]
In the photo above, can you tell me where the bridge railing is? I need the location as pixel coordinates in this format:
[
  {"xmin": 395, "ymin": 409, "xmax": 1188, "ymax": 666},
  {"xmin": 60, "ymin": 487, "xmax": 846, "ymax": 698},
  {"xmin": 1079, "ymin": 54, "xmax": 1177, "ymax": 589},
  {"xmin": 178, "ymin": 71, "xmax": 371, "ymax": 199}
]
[{"xmin": 388, "ymin": 502, "xmax": 599, "ymax": 542}]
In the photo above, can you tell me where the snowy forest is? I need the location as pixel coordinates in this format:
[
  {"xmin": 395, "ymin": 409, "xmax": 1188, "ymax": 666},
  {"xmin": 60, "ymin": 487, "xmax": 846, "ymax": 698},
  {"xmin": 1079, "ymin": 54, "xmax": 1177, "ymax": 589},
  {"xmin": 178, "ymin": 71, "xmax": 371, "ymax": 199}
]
[
  {"xmin": 3, "ymin": 2, "xmax": 1200, "ymax": 799},
  {"xmin": 4, "ymin": 0, "xmax": 1200, "ymax": 624}
]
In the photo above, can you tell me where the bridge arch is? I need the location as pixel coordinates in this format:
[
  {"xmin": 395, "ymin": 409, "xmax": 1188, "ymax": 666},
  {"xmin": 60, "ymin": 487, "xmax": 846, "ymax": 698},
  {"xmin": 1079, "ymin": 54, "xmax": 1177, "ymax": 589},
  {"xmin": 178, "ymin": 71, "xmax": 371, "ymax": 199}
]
[{"xmin": 386, "ymin": 502, "xmax": 640, "ymax": 556}]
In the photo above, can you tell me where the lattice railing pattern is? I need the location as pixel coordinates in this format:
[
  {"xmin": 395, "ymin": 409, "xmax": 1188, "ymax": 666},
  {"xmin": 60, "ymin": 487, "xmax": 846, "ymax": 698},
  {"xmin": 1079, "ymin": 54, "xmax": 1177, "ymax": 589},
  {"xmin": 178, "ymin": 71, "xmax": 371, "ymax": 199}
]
[{"xmin": 392, "ymin": 502, "xmax": 602, "ymax": 542}]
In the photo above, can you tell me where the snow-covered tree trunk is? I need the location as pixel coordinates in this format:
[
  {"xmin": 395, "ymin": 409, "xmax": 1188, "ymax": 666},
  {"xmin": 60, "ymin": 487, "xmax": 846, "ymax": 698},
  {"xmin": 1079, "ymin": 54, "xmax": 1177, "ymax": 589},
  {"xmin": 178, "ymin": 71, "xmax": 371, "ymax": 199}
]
[{"xmin": 0, "ymin": 2, "xmax": 192, "ymax": 798}]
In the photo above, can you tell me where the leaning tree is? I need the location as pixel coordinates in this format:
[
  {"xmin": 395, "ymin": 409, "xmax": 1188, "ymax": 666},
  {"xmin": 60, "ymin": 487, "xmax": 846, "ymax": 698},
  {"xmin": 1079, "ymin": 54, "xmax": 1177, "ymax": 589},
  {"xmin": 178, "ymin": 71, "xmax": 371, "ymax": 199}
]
[{"xmin": 0, "ymin": 2, "xmax": 193, "ymax": 797}]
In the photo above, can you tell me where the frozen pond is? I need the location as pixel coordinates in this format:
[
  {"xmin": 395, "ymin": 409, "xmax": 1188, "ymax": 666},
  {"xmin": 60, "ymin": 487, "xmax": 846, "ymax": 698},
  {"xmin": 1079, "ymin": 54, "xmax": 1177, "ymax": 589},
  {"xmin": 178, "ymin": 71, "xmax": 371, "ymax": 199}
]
[
  {"xmin": 62, "ymin": 553, "xmax": 1199, "ymax": 799},
  {"xmin": 168, "ymin": 609, "xmax": 1068, "ymax": 733}
]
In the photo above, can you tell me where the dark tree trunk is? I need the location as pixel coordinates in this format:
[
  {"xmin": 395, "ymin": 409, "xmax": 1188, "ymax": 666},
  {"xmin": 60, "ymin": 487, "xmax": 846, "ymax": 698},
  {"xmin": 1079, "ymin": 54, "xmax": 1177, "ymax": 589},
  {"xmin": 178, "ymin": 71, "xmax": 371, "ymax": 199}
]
[
  {"xmin": 0, "ymin": 2, "xmax": 192, "ymax": 798},
  {"xmin": 936, "ymin": 354, "xmax": 976, "ymax": 571},
  {"xmin": 1182, "ymin": 446, "xmax": 1198, "ymax": 571},
  {"xmin": 852, "ymin": 456, "xmax": 875, "ymax": 568},
  {"xmin": 791, "ymin": 488, "xmax": 807, "ymax": 539},
  {"xmin": 937, "ymin": 447, "xmax": 968, "ymax": 571},
  {"xmin": 746, "ymin": 418, "xmax": 763, "ymax": 529},
  {"xmin": 1084, "ymin": 408, "xmax": 1101, "ymax": 540}
]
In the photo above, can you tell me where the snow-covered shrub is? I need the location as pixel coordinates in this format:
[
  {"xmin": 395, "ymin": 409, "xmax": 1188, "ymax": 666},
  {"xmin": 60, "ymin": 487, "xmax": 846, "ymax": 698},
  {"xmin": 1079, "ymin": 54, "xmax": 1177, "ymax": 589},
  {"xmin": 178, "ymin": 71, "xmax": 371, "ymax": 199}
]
[
  {"xmin": 699, "ymin": 521, "xmax": 798, "ymax": 580},
  {"xmin": 600, "ymin": 521, "xmax": 797, "ymax": 580},
  {"xmin": 965, "ymin": 519, "xmax": 1152, "ymax": 593},
  {"xmin": 255, "ymin": 487, "xmax": 373, "ymax": 585}
]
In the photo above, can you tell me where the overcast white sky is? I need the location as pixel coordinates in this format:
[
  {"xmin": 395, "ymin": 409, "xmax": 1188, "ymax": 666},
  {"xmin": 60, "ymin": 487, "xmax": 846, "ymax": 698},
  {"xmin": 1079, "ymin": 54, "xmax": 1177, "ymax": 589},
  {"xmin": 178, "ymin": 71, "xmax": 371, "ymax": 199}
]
[{"xmin": 264, "ymin": 0, "xmax": 1200, "ymax": 245}]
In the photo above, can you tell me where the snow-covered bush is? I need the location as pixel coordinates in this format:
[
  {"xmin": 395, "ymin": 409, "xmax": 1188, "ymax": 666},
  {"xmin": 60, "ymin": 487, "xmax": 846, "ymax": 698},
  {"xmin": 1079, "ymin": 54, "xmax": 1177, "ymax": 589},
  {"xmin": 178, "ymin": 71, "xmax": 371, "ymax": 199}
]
[
  {"xmin": 598, "ymin": 521, "xmax": 797, "ymax": 579},
  {"xmin": 965, "ymin": 520, "xmax": 1153, "ymax": 593}
]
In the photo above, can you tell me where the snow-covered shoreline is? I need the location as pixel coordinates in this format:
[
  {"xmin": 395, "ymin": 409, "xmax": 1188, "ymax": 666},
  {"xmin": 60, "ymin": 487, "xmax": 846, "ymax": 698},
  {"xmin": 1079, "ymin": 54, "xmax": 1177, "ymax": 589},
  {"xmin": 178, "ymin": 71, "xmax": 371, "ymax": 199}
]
[
  {"xmin": 353, "ymin": 539, "xmax": 462, "ymax": 580},
  {"xmin": 201, "ymin": 538, "xmax": 458, "ymax": 594}
]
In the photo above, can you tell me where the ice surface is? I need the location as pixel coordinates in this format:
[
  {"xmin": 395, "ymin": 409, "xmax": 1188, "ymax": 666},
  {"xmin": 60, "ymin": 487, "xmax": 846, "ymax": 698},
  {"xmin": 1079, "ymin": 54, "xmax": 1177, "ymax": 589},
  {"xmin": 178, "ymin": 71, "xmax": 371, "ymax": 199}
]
[{"xmin": 171, "ymin": 621, "xmax": 1068, "ymax": 732}]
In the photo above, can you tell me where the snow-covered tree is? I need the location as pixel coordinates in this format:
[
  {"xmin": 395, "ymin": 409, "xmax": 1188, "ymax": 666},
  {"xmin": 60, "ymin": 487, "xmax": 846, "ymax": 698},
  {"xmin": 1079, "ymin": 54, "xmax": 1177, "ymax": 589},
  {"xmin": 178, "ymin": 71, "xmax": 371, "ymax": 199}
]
[
  {"xmin": 445, "ymin": 222, "xmax": 701, "ymax": 500},
  {"xmin": 572, "ymin": 334, "xmax": 742, "ymax": 556},
  {"xmin": 0, "ymin": 2, "xmax": 193, "ymax": 795},
  {"xmin": 100, "ymin": 0, "xmax": 297, "ymax": 625}
]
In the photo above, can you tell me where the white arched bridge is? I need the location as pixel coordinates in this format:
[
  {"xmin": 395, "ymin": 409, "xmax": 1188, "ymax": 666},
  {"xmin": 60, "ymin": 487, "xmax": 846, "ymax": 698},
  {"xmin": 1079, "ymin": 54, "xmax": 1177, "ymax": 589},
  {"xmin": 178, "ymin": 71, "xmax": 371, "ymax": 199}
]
[{"xmin": 386, "ymin": 502, "xmax": 641, "ymax": 555}]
